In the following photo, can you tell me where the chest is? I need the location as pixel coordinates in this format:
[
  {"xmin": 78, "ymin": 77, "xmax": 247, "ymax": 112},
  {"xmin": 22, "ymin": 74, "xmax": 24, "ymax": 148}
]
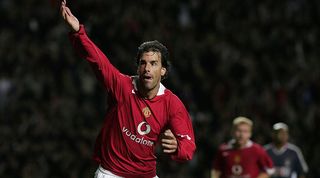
[
  {"xmin": 222, "ymin": 149, "xmax": 258, "ymax": 166},
  {"xmin": 117, "ymin": 95, "xmax": 170, "ymax": 140},
  {"xmin": 270, "ymin": 151, "xmax": 296, "ymax": 167}
]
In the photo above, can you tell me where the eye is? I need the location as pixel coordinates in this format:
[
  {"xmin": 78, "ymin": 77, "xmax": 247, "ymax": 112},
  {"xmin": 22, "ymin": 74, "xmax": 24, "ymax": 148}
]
[{"xmin": 151, "ymin": 61, "xmax": 158, "ymax": 66}]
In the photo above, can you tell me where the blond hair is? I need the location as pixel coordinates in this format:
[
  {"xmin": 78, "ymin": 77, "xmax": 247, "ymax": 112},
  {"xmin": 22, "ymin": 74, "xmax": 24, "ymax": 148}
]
[{"xmin": 232, "ymin": 116, "xmax": 253, "ymax": 127}]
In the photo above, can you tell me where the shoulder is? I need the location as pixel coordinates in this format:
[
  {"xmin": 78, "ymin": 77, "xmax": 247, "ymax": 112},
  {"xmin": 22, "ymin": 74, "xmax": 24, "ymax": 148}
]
[
  {"xmin": 287, "ymin": 143, "xmax": 300, "ymax": 150},
  {"xmin": 251, "ymin": 142, "xmax": 268, "ymax": 153},
  {"xmin": 218, "ymin": 142, "xmax": 232, "ymax": 151},
  {"xmin": 252, "ymin": 142, "xmax": 263, "ymax": 148},
  {"xmin": 287, "ymin": 143, "xmax": 303, "ymax": 154},
  {"xmin": 164, "ymin": 89, "xmax": 184, "ymax": 106},
  {"xmin": 164, "ymin": 88, "xmax": 176, "ymax": 98}
]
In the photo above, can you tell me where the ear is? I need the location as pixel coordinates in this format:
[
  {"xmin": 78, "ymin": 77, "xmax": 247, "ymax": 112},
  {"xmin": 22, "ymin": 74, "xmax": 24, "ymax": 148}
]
[{"xmin": 161, "ymin": 67, "xmax": 166, "ymax": 76}]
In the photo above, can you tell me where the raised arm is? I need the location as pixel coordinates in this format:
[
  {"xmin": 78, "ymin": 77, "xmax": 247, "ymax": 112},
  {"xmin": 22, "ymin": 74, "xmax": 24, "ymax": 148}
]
[{"xmin": 60, "ymin": 0, "xmax": 125, "ymax": 99}]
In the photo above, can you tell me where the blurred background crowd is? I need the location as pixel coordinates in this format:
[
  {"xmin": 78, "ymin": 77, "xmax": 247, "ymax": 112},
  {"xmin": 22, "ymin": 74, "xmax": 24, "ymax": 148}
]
[{"xmin": 1, "ymin": 0, "xmax": 319, "ymax": 177}]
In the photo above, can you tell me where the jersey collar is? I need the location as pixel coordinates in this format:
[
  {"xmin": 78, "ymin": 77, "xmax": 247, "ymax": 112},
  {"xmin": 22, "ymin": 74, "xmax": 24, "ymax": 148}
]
[
  {"xmin": 131, "ymin": 76, "xmax": 166, "ymax": 96},
  {"xmin": 271, "ymin": 143, "xmax": 288, "ymax": 155},
  {"xmin": 228, "ymin": 139, "xmax": 253, "ymax": 149}
]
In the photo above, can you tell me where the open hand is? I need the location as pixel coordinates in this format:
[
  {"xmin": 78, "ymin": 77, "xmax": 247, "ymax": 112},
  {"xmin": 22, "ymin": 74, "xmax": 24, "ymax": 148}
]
[{"xmin": 60, "ymin": 0, "xmax": 80, "ymax": 32}]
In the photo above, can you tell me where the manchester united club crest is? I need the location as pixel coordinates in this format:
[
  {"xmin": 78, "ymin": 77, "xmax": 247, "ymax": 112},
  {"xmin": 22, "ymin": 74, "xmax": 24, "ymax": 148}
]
[
  {"xmin": 232, "ymin": 154, "xmax": 243, "ymax": 175},
  {"xmin": 142, "ymin": 107, "xmax": 151, "ymax": 118},
  {"xmin": 234, "ymin": 154, "xmax": 241, "ymax": 163}
]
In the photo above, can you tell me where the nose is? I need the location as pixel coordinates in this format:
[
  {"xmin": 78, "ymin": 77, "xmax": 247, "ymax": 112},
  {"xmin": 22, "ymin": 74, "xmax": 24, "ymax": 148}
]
[{"xmin": 145, "ymin": 62, "xmax": 151, "ymax": 72}]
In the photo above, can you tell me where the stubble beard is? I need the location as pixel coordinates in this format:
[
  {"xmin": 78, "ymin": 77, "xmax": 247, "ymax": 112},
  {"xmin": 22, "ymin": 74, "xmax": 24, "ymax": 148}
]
[{"xmin": 138, "ymin": 78, "xmax": 159, "ymax": 97}]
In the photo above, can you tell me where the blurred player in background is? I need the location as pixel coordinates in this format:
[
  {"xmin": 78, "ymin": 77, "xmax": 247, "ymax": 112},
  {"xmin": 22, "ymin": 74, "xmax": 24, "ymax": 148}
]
[
  {"xmin": 60, "ymin": 0, "xmax": 196, "ymax": 177},
  {"xmin": 264, "ymin": 123, "xmax": 308, "ymax": 178},
  {"xmin": 211, "ymin": 116, "xmax": 274, "ymax": 178}
]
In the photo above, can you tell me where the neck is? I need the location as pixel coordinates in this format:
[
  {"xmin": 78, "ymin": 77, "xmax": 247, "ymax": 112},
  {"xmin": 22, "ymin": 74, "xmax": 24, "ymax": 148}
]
[
  {"xmin": 274, "ymin": 142, "xmax": 286, "ymax": 149},
  {"xmin": 138, "ymin": 83, "xmax": 160, "ymax": 100},
  {"xmin": 233, "ymin": 141, "xmax": 247, "ymax": 149}
]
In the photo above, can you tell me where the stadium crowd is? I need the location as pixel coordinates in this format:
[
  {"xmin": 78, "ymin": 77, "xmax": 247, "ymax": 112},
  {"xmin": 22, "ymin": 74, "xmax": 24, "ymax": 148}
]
[{"xmin": 1, "ymin": 0, "xmax": 319, "ymax": 177}]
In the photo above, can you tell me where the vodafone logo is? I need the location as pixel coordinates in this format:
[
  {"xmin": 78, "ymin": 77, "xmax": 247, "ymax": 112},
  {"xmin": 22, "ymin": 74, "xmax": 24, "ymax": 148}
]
[
  {"xmin": 122, "ymin": 121, "xmax": 153, "ymax": 147},
  {"xmin": 232, "ymin": 164, "xmax": 243, "ymax": 175},
  {"xmin": 137, "ymin": 121, "xmax": 151, "ymax": 135}
]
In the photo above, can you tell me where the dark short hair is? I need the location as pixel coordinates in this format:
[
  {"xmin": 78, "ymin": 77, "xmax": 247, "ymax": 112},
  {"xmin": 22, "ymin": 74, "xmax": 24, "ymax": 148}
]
[{"xmin": 135, "ymin": 40, "xmax": 170, "ymax": 79}]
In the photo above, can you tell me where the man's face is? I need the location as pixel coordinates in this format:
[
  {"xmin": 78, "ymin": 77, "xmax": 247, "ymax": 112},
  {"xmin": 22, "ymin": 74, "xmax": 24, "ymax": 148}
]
[
  {"xmin": 273, "ymin": 129, "xmax": 289, "ymax": 145},
  {"xmin": 233, "ymin": 123, "xmax": 252, "ymax": 146},
  {"xmin": 137, "ymin": 51, "xmax": 166, "ymax": 92}
]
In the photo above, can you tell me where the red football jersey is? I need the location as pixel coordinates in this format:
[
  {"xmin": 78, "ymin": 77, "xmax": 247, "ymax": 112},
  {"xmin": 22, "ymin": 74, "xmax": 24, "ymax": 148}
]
[
  {"xmin": 213, "ymin": 140, "xmax": 274, "ymax": 178},
  {"xmin": 69, "ymin": 25, "xmax": 196, "ymax": 178}
]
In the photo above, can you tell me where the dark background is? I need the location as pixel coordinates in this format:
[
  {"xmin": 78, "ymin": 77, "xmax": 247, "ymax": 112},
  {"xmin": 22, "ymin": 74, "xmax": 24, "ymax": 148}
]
[{"xmin": 1, "ymin": 0, "xmax": 319, "ymax": 177}]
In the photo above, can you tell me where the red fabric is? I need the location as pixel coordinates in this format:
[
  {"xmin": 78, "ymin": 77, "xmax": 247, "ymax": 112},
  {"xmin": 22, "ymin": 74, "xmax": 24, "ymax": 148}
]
[
  {"xmin": 213, "ymin": 141, "xmax": 273, "ymax": 178},
  {"xmin": 69, "ymin": 25, "xmax": 196, "ymax": 178}
]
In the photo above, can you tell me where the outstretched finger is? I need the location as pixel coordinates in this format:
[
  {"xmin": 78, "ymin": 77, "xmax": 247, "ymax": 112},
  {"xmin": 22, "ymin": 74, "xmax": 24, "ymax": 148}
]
[
  {"xmin": 65, "ymin": 6, "xmax": 73, "ymax": 17},
  {"xmin": 60, "ymin": 6, "xmax": 66, "ymax": 19},
  {"xmin": 60, "ymin": 0, "xmax": 66, "ymax": 7}
]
